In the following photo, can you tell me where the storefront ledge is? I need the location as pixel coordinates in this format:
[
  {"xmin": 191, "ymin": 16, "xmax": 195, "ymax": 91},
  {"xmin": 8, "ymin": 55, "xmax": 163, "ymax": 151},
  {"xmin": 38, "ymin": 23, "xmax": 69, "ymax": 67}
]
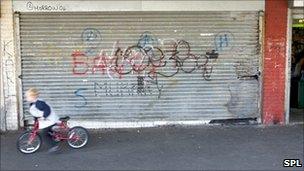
[{"xmin": 67, "ymin": 120, "xmax": 211, "ymax": 129}]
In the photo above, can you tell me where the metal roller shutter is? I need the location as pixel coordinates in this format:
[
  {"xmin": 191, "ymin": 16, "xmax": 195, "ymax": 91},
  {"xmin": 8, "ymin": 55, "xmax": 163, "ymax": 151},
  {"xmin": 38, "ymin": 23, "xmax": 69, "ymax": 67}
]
[{"xmin": 20, "ymin": 12, "xmax": 261, "ymax": 122}]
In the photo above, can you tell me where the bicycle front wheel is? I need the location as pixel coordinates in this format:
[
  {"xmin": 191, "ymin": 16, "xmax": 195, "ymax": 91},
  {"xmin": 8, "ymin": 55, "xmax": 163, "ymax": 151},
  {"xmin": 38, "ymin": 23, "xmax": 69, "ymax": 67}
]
[
  {"xmin": 67, "ymin": 126, "xmax": 89, "ymax": 149},
  {"xmin": 16, "ymin": 131, "xmax": 41, "ymax": 154}
]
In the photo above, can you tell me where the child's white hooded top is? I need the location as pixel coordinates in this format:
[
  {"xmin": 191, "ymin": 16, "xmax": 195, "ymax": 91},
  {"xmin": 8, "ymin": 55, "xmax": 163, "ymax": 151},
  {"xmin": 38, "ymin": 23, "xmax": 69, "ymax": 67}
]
[{"xmin": 29, "ymin": 99, "xmax": 59, "ymax": 129}]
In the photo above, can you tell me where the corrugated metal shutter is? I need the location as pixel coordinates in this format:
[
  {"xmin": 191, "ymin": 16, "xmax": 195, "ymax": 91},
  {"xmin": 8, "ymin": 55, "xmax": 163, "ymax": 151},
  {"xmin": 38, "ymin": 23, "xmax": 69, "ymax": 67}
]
[{"xmin": 20, "ymin": 12, "xmax": 261, "ymax": 122}]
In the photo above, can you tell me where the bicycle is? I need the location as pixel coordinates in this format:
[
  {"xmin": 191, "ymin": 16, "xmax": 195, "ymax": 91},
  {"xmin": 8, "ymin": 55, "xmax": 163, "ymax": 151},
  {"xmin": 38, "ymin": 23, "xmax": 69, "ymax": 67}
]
[{"xmin": 16, "ymin": 116, "xmax": 89, "ymax": 154}]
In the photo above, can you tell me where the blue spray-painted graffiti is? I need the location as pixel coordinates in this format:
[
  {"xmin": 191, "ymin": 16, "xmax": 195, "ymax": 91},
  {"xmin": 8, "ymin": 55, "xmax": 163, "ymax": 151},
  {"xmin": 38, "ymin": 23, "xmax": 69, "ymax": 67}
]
[
  {"xmin": 81, "ymin": 28, "xmax": 102, "ymax": 56},
  {"xmin": 74, "ymin": 88, "xmax": 88, "ymax": 108},
  {"xmin": 137, "ymin": 31, "xmax": 159, "ymax": 51},
  {"xmin": 214, "ymin": 31, "xmax": 234, "ymax": 51}
]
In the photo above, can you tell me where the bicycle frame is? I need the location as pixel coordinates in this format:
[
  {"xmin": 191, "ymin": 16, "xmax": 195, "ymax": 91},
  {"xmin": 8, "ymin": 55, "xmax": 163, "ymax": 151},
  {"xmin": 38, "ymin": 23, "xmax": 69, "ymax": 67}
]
[
  {"xmin": 51, "ymin": 120, "xmax": 71, "ymax": 141},
  {"xmin": 27, "ymin": 118, "xmax": 39, "ymax": 144},
  {"xmin": 27, "ymin": 117, "xmax": 79, "ymax": 142}
]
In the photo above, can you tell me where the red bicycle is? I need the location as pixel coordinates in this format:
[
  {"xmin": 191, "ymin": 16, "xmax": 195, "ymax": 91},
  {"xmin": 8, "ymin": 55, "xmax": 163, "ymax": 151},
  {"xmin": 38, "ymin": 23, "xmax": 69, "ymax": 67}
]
[{"xmin": 17, "ymin": 116, "xmax": 89, "ymax": 154}]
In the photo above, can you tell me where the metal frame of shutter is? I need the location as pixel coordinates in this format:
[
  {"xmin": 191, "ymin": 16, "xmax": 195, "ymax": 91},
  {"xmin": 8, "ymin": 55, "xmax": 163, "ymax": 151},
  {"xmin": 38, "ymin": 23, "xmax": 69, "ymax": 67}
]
[{"xmin": 19, "ymin": 12, "xmax": 261, "ymax": 122}]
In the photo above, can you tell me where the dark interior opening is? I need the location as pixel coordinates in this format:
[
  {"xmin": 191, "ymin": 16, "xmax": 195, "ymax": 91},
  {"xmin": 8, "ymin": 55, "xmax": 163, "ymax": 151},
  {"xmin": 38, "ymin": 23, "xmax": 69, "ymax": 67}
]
[{"xmin": 290, "ymin": 26, "xmax": 304, "ymax": 123}]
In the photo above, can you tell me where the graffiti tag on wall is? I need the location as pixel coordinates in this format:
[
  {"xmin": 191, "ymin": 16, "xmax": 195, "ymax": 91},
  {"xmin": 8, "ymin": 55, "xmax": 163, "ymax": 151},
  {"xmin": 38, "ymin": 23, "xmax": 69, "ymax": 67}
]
[
  {"xmin": 72, "ymin": 38, "xmax": 219, "ymax": 81},
  {"xmin": 26, "ymin": 1, "xmax": 66, "ymax": 11},
  {"xmin": 71, "ymin": 29, "xmax": 231, "ymax": 108}
]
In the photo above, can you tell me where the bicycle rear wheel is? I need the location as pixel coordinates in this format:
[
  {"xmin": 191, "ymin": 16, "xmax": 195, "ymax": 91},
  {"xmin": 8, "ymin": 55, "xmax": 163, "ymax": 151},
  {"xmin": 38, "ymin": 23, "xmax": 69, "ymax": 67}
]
[
  {"xmin": 17, "ymin": 131, "xmax": 41, "ymax": 154},
  {"xmin": 67, "ymin": 126, "xmax": 89, "ymax": 149}
]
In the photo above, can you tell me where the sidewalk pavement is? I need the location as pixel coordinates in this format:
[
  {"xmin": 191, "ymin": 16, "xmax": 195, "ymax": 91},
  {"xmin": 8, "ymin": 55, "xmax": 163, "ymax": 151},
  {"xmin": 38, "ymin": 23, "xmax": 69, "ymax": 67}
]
[{"xmin": 1, "ymin": 124, "xmax": 303, "ymax": 170}]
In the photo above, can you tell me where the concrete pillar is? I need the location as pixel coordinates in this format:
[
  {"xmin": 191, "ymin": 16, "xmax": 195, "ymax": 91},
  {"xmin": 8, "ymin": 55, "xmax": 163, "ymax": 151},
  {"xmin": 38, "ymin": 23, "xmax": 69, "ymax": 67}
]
[
  {"xmin": 1, "ymin": 0, "xmax": 19, "ymax": 131},
  {"xmin": 263, "ymin": 0, "xmax": 288, "ymax": 124}
]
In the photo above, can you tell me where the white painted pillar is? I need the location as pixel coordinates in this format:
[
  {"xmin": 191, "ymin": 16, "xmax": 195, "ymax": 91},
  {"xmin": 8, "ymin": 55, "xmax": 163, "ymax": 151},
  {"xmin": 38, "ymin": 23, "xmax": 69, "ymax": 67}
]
[{"xmin": 1, "ymin": 0, "xmax": 19, "ymax": 131}]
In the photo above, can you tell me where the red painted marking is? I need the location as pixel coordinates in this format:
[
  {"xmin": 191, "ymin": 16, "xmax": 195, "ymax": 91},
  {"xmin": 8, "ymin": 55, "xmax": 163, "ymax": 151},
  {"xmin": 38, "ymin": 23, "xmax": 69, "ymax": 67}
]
[
  {"xmin": 92, "ymin": 55, "xmax": 107, "ymax": 74},
  {"xmin": 72, "ymin": 51, "xmax": 88, "ymax": 75}
]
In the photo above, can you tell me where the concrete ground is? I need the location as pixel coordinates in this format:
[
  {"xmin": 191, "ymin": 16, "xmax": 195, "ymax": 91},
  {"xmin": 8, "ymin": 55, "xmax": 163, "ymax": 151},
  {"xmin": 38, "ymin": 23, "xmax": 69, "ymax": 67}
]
[
  {"xmin": 1, "ymin": 124, "xmax": 303, "ymax": 170},
  {"xmin": 290, "ymin": 108, "xmax": 304, "ymax": 123}
]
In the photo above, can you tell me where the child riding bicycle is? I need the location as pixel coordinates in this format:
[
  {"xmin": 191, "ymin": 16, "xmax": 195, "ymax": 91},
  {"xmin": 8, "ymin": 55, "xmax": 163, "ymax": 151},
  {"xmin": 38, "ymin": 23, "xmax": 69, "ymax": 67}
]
[{"xmin": 25, "ymin": 88, "xmax": 60, "ymax": 153}]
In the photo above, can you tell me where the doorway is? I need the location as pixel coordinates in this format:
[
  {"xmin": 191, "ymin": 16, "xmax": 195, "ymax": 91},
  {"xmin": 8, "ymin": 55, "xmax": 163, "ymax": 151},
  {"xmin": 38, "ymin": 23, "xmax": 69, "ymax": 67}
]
[{"xmin": 290, "ymin": 17, "xmax": 304, "ymax": 123}]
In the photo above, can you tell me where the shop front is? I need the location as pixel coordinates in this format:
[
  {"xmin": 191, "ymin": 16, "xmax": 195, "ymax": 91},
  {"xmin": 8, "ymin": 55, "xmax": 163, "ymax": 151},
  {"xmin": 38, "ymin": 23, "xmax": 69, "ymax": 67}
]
[
  {"xmin": 14, "ymin": 1, "xmax": 263, "ymax": 128},
  {"xmin": 289, "ymin": 6, "xmax": 304, "ymax": 123}
]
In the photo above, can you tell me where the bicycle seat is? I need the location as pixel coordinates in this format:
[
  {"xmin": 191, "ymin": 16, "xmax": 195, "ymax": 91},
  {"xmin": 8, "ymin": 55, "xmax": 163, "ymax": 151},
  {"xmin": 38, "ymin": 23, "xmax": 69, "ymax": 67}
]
[{"xmin": 59, "ymin": 116, "xmax": 70, "ymax": 121}]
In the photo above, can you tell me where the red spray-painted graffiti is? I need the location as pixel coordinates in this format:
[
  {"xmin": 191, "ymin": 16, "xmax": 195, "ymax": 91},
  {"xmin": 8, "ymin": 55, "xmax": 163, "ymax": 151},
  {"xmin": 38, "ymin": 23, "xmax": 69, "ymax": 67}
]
[
  {"xmin": 71, "ymin": 30, "xmax": 224, "ymax": 108},
  {"xmin": 72, "ymin": 40, "xmax": 219, "ymax": 81}
]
